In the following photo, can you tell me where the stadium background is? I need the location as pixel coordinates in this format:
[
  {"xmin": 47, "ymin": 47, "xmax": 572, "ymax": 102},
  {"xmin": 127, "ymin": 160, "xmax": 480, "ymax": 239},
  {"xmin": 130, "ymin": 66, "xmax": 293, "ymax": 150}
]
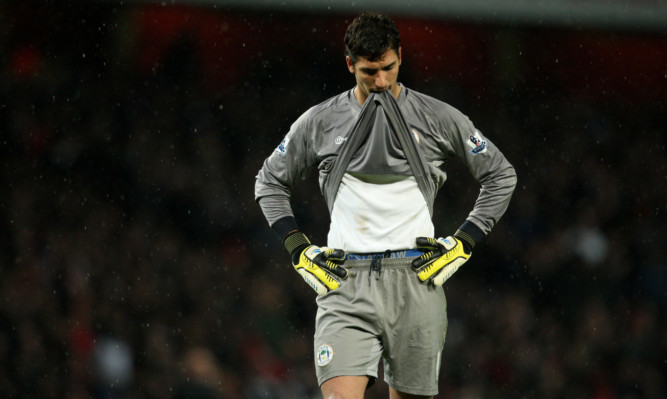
[{"xmin": 0, "ymin": 1, "xmax": 665, "ymax": 398}]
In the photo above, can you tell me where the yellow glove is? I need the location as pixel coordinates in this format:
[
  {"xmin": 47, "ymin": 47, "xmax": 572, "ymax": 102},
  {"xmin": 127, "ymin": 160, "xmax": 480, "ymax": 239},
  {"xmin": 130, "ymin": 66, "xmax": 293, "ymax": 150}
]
[
  {"xmin": 411, "ymin": 236, "xmax": 471, "ymax": 286},
  {"xmin": 293, "ymin": 245, "xmax": 348, "ymax": 295},
  {"xmin": 282, "ymin": 231, "xmax": 348, "ymax": 296}
]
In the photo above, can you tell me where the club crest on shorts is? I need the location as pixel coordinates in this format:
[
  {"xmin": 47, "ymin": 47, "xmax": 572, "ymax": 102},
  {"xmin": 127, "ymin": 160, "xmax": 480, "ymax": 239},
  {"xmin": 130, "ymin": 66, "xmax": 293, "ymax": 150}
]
[
  {"xmin": 467, "ymin": 130, "xmax": 487, "ymax": 154},
  {"xmin": 316, "ymin": 344, "xmax": 334, "ymax": 366}
]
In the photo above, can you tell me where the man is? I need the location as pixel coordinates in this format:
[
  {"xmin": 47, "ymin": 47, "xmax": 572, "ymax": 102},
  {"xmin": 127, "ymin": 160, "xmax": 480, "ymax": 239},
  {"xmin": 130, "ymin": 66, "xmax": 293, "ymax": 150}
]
[{"xmin": 255, "ymin": 12, "xmax": 516, "ymax": 398}]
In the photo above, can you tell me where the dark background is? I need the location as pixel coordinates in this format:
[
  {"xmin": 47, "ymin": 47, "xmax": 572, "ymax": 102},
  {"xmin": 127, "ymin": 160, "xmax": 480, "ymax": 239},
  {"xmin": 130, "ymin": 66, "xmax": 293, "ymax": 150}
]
[{"xmin": 0, "ymin": 1, "xmax": 665, "ymax": 398}]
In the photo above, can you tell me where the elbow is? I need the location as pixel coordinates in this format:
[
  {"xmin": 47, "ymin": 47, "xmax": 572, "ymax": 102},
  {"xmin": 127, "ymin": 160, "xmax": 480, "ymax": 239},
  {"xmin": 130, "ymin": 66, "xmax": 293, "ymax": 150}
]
[
  {"xmin": 482, "ymin": 163, "xmax": 517, "ymax": 192},
  {"xmin": 504, "ymin": 166, "xmax": 518, "ymax": 198},
  {"xmin": 508, "ymin": 164, "xmax": 518, "ymax": 191}
]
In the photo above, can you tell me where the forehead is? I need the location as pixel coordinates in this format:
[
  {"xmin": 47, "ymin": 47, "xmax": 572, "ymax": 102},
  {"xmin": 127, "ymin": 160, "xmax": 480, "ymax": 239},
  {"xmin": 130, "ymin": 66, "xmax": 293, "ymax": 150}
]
[{"xmin": 354, "ymin": 48, "xmax": 399, "ymax": 67}]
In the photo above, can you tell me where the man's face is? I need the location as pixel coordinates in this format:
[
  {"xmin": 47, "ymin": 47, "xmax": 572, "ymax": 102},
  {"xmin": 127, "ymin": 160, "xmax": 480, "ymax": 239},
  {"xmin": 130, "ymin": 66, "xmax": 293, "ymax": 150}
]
[{"xmin": 347, "ymin": 47, "xmax": 402, "ymax": 103}]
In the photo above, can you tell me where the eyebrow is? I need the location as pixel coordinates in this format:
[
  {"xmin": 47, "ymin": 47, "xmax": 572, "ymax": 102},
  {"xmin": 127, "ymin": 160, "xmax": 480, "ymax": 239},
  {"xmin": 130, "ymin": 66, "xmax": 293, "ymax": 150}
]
[{"xmin": 360, "ymin": 61, "xmax": 397, "ymax": 75}]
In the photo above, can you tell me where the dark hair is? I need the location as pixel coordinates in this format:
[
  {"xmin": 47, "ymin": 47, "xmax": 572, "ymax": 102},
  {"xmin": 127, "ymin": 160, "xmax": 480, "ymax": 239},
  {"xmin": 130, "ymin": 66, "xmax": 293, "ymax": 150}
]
[{"xmin": 344, "ymin": 12, "xmax": 401, "ymax": 63}]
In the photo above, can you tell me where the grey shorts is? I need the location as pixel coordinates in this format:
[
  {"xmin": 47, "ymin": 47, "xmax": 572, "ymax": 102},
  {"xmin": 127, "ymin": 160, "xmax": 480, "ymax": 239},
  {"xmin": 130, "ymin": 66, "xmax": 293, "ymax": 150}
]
[{"xmin": 313, "ymin": 252, "xmax": 447, "ymax": 396}]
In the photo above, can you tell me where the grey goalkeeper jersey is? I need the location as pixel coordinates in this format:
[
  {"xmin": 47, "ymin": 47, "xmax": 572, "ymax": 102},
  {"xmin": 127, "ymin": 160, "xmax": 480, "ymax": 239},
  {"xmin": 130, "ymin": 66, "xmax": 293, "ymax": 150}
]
[{"xmin": 255, "ymin": 84, "xmax": 517, "ymax": 237}]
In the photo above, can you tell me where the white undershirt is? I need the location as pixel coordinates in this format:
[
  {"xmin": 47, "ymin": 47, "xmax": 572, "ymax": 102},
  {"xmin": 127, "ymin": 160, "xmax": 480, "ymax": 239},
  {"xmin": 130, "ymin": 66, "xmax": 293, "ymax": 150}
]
[{"xmin": 327, "ymin": 173, "xmax": 433, "ymax": 253}]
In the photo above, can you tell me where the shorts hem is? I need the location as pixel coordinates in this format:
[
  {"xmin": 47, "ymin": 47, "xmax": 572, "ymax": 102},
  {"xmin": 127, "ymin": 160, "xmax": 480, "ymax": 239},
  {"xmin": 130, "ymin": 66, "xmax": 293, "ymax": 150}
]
[
  {"xmin": 317, "ymin": 368, "xmax": 378, "ymax": 387},
  {"xmin": 385, "ymin": 379, "xmax": 438, "ymax": 396}
]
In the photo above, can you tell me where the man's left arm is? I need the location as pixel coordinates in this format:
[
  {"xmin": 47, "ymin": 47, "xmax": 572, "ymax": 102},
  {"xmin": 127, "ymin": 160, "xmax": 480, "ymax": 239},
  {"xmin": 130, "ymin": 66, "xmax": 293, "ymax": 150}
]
[
  {"xmin": 453, "ymin": 121, "xmax": 517, "ymax": 242},
  {"xmin": 412, "ymin": 108, "xmax": 517, "ymax": 286}
]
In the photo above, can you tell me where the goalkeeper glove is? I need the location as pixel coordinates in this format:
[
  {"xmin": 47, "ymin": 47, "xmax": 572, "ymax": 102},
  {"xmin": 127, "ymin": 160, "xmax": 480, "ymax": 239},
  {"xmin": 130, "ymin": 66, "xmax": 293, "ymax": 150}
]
[
  {"xmin": 282, "ymin": 231, "xmax": 348, "ymax": 296},
  {"xmin": 411, "ymin": 235, "xmax": 472, "ymax": 286}
]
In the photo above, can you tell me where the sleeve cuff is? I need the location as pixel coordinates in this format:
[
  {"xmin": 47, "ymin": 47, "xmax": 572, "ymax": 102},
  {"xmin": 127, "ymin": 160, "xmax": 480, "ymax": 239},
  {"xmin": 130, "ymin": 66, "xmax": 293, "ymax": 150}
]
[{"xmin": 271, "ymin": 216, "xmax": 299, "ymax": 238}]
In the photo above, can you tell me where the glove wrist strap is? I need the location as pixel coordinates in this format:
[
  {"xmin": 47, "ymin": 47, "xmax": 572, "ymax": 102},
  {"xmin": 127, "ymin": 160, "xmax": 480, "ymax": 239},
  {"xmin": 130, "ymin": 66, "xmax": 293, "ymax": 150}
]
[
  {"xmin": 453, "ymin": 229, "xmax": 476, "ymax": 250},
  {"xmin": 454, "ymin": 221, "xmax": 485, "ymax": 254},
  {"xmin": 454, "ymin": 221, "xmax": 485, "ymax": 247},
  {"xmin": 282, "ymin": 231, "xmax": 311, "ymax": 256}
]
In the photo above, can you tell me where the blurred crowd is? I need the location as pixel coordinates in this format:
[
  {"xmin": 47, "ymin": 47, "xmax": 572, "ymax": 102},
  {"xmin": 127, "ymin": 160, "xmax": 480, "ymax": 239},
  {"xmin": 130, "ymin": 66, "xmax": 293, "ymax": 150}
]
[{"xmin": 0, "ymin": 2, "xmax": 665, "ymax": 398}]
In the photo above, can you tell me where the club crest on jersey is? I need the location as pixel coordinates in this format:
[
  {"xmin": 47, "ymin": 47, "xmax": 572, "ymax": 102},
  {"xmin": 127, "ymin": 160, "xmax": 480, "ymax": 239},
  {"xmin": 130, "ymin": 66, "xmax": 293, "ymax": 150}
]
[
  {"xmin": 275, "ymin": 137, "xmax": 290, "ymax": 155},
  {"xmin": 317, "ymin": 344, "xmax": 334, "ymax": 366},
  {"xmin": 467, "ymin": 130, "xmax": 487, "ymax": 154}
]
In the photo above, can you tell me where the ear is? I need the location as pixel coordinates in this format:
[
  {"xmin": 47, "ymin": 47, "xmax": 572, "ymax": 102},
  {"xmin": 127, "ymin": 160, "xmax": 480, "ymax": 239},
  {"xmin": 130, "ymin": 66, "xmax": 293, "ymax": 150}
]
[
  {"xmin": 397, "ymin": 47, "xmax": 402, "ymax": 65},
  {"xmin": 346, "ymin": 56, "xmax": 355, "ymax": 74}
]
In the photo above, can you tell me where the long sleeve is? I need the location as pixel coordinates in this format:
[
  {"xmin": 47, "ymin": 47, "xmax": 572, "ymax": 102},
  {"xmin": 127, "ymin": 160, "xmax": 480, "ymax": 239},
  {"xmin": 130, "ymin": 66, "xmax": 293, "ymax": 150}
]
[
  {"xmin": 440, "ymin": 105, "xmax": 517, "ymax": 234},
  {"xmin": 254, "ymin": 108, "xmax": 318, "ymax": 226}
]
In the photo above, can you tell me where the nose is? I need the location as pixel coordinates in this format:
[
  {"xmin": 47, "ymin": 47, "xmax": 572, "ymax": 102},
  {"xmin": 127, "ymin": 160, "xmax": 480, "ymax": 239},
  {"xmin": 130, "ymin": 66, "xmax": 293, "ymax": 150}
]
[{"xmin": 374, "ymin": 71, "xmax": 389, "ymax": 90}]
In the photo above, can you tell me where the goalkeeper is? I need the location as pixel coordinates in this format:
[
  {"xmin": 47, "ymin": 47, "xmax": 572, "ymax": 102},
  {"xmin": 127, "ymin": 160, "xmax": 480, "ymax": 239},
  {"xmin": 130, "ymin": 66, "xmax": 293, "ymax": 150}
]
[{"xmin": 255, "ymin": 12, "xmax": 516, "ymax": 398}]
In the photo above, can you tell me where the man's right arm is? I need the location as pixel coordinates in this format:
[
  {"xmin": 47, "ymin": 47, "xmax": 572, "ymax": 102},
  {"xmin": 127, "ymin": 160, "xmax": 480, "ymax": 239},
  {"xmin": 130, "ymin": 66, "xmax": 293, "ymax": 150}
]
[
  {"xmin": 254, "ymin": 109, "xmax": 316, "ymax": 225},
  {"xmin": 254, "ymin": 111, "xmax": 348, "ymax": 295}
]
